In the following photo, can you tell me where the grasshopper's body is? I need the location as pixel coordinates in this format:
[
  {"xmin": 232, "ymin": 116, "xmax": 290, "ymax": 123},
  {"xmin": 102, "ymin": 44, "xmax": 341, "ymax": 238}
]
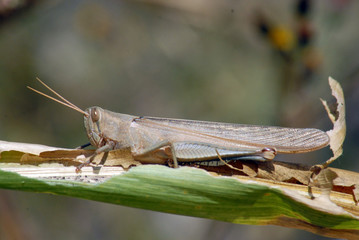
[
  {"xmin": 84, "ymin": 106, "xmax": 329, "ymax": 166},
  {"xmin": 28, "ymin": 78, "xmax": 330, "ymax": 169}
]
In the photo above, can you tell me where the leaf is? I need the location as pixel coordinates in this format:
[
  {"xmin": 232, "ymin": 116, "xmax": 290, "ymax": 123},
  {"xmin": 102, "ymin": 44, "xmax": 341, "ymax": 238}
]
[
  {"xmin": 0, "ymin": 164, "xmax": 359, "ymax": 239},
  {"xmin": 0, "ymin": 142, "xmax": 140, "ymax": 168},
  {"xmin": 307, "ymin": 77, "xmax": 349, "ymax": 206},
  {"xmin": 320, "ymin": 76, "xmax": 346, "ymax": 167},
  {"xmin": 1, "ymin": 145, "xmax": 359, "ymax": 239},
  {"xmin": 0, "ymin": 140, "xmax": 69, "ymax": 155}
]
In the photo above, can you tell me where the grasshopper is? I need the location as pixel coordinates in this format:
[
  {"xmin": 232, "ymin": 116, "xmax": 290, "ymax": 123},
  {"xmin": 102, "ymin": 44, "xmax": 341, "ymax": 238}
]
[{"xmin": 28, "ymin": 78, "xmax": 329, "ymax": 171}]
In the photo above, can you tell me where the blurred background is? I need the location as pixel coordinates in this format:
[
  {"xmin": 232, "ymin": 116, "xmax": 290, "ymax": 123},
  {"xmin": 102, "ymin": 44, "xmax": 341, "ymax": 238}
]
[{"xmin": 0, "ymin": 0, "xmax": 358, "ymax": 239}]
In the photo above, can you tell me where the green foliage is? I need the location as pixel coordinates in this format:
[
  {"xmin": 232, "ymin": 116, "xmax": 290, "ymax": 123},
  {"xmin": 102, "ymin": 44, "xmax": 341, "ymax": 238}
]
[{"xmin": 0, "ymin": 165, "xmax": 358, "ymax": 231}]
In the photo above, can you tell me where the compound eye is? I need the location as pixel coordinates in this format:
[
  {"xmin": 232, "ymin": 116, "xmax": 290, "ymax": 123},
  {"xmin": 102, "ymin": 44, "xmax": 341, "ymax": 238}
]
[{"xmin": 91, "ymin": 108, "xmax": 100, "ymax": 122}]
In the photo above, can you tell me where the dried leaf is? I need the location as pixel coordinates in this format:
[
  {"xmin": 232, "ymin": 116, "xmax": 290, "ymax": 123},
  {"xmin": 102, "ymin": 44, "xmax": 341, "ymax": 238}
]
[
  {"xmin": 330, "ymin": 168, "xmax": 359, "ymax": 204},
  {"xmin": 89, "ymin": 148, "xmax": 141, "ymax": 168},
  {"xmin": 353, "ymin": 185, "xmax": 359, "ymax": 204},
  {"xmin": 0, "ymin": 141, "xmax": 141, "ymax": 169},
  {"xmin": 0, "ymin": 140, "xmax": 69, "ymax": 156},
  {"xmin": 313, "ymin": 168, "xmax": 338, "ymax": 200},
  {"xmin": 320, "ymin": 77, "xmax": 346, "ymax": 167},
  {"xmin": 281, "ymin": 184, "xmax": 355, "ymax": 218}
]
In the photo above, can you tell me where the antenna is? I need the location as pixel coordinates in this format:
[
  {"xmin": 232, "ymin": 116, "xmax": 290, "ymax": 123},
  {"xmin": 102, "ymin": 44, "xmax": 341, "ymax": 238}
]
[{"xmin": 27, "ymin": 78, "xmax": 89, "ymax": 117}]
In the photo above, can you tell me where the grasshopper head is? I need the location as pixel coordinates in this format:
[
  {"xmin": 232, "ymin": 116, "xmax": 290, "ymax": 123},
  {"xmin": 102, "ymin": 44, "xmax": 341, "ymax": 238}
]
[
  {"xmin": 84, "ymin": 106, "xmax": 105, "ymax": 148},
  {"xmin": 84, "ymin": 106, "xmax": 134, "ymax": 149}
]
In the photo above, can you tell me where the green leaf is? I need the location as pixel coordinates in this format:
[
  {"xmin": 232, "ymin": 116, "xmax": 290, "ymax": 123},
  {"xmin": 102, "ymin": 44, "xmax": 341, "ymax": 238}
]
[{"xmin": 1, "ymin": 165, "xmax": 358, "ymax": 239}]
